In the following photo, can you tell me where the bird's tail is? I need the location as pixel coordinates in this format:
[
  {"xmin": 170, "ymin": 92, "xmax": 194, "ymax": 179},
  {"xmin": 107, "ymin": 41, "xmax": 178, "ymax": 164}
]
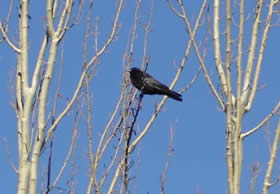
[{"xmin": 167, "ymin": 90, "xmax": 182, "ymax": 101}]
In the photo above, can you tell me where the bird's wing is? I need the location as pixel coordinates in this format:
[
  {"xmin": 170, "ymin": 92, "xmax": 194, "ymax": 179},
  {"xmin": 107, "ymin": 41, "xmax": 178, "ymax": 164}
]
[{"xmin": 143, "ymin": 76, "xmax": 170, "ymax": 94}]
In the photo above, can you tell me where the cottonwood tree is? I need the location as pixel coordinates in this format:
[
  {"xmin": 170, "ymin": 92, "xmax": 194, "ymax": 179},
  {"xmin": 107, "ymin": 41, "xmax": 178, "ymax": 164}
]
[
  {"xmin": 168, "ymin": 0, "xmax": 280, "ymax": 193},
  {"xmin": 1, "ymin": 0, "xmax": 126, "ymax": 193}
]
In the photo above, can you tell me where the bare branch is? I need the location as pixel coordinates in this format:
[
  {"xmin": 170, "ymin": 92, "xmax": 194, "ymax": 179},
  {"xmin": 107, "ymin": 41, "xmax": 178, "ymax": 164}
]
[
  {"xmin": 0, "ymin": 22, "xmax": 21, "ymax": 53},
  {"xmin": 167, "ymin": 0, "xmax": 184, "ymax": 19},
  {"xmin": 213, "ymin": 0, "xmax": 233, "ymax": 103},
  {"xmin": 180, "ymin": 67, "xmax": 201, "ymax": 93},
  {"xmin": 46, "ymin": 0, "xmax": 56, "ymax": 38},
  {"xmin": 177, "ymin": 0, "xmax": 225, "ymax": 110},
  {"xmin": 241, "ymin": 0, "xmax": 263, "ymax": 107},
  {"xmin": 57, "ymin": 0, "xmax": 73, "ymax": 41},
  {"xmin": 263, "ymin": 119, "xmax": 280, "ymax": 194},
  {"xmin": 130, "ymin": 0, "xmax": 142, "ymax": 54},
  {"xmin": 249, "ymin": 162, "xmax": 260, "ymax": 194},
  {"xmin": 3, "ymin": 138, "xmax": 18, "ymax": 173},
  {"xmin": 48, "ymin": 116, "xmax": 78, "ymax": 192},
  {"xmin": 160, "ymin": 127, "xmax": 175, "ymax": 194},
  {"xmin": 241, "ymin": 100, "xmax": 280, "ymax": 139},
  {"xmin": 141, "ymin": 1, "xmax": 153, "ymax": 69},
  {"xmin": 246, "ymin": 0, "xmax": 278, "ymax": 111}
]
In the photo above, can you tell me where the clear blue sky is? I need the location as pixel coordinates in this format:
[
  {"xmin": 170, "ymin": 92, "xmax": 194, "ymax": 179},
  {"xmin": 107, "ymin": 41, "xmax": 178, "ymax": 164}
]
[{"xmin": 0, "ymin": 0, "xmax": 280, "ymax": 193}]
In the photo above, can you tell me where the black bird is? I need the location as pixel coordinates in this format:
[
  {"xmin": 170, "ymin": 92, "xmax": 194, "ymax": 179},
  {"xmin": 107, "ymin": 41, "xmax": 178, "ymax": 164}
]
[{"xmin": 129, "ymin": 67, "xmax": 182, "ymax": 101}]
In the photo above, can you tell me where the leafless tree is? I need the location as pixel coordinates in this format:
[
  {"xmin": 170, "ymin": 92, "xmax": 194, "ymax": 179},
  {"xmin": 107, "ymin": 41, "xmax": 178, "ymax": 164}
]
[{"xmin": 168, "ymin": 0, "xmax": 280, "ymax": 193}]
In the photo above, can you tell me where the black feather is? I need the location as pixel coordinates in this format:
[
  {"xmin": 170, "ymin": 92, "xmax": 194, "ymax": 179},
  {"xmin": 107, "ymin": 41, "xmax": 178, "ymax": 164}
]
[{"xmin": 129, "ymin": 67, "xmax": 182, "ymax": 101}]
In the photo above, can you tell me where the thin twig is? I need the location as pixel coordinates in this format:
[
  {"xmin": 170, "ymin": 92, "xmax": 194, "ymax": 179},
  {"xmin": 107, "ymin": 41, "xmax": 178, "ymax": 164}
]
[
  {"xmin": 241, "ymin": 100, "xmax": 280, "ymax": 139},
  {"xmin": 0, "ymin": 22, "xmax": 21, "ymax": 53},
  {"xmin": 3, "ymin": 138, "xmax": 18, "ymax": 173},
  {"xmin": 160, "ymin": 127, "xmax": 175, "ymax": 194}
]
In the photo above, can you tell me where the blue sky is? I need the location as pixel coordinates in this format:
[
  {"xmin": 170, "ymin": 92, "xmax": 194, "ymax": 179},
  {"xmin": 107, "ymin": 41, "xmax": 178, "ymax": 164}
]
[{"xmin": 0, "ymin": 0, "xmax": 280, "ymax": 193}]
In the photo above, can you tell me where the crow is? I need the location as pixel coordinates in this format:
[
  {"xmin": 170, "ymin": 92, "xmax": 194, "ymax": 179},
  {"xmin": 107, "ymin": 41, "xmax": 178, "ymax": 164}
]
[{"xmin": 129, "ymin": 67, "xmax": 182, "ymax": 101}]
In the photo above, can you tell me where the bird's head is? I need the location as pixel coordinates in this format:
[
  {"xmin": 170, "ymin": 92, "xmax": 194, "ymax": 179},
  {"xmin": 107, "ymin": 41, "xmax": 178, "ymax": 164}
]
[
  {"xmin": 129, "ymin": 67, "xmax": 143, "ymax": 78},
  {"xmin": 128, "ymin": 67, "xmax": 145, "ymax": 89},
  {"xmin": 129, "ymin": 67, "xmax": 141, "ymax": 73}
]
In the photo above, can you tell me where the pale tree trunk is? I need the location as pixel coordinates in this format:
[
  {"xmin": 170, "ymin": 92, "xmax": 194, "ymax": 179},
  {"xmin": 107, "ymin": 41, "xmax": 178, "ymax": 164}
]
[{"xmin": 16, "ymin": 0, "xmax": 73, "ymax": 193}]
